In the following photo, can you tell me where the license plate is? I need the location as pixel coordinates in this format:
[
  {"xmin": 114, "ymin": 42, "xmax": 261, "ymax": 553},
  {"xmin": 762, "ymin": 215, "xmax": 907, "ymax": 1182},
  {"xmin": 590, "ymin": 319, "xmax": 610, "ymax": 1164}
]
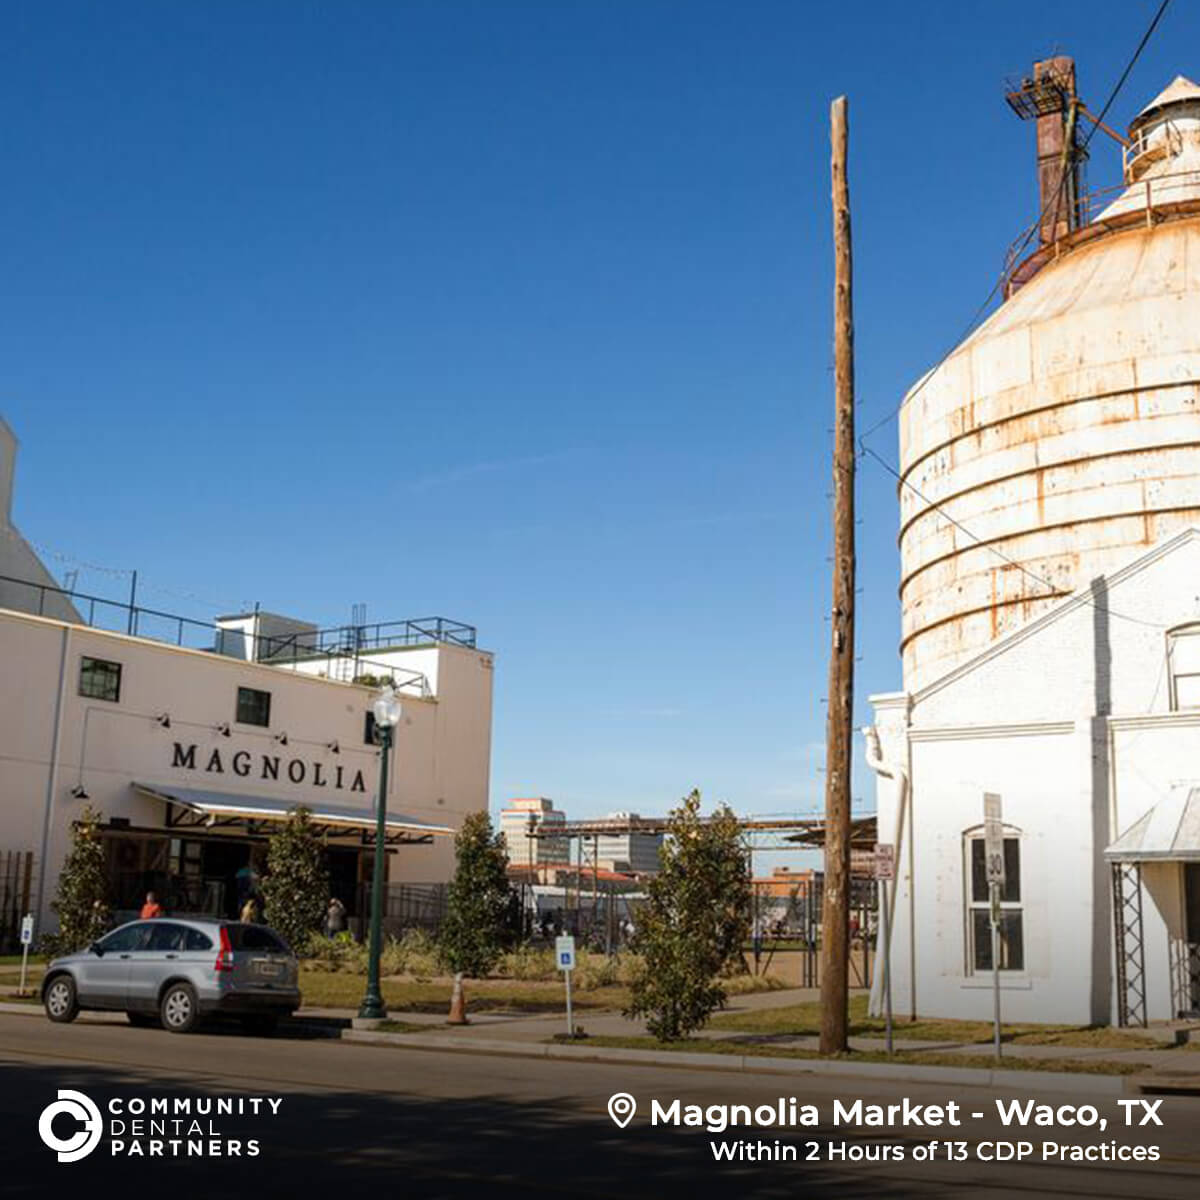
[{"xmin": 255, "ymin": 961, "xmax": 282, "ymax": 978}]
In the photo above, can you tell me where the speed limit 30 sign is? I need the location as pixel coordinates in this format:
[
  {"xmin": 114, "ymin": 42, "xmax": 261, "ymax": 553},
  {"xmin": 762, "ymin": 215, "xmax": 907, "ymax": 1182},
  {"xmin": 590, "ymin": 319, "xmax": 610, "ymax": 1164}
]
[{"xmin": 983, "ymin": 792, "xmax": 1005, "ymax": 889}]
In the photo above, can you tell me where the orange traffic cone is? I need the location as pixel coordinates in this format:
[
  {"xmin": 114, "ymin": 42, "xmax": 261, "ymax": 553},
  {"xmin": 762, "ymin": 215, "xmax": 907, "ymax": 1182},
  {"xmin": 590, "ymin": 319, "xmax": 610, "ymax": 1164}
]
[{"xmin": 447, "ymin": 972, "xmax": 468, "ymax": 1024}]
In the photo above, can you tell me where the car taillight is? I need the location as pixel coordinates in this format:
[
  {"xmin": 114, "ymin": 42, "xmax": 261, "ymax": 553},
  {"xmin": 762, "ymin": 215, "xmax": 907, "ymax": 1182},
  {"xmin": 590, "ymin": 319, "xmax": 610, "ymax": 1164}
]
[{"xmin": 214, "ymin": 926, "xmax": 234, "ymax": 973}]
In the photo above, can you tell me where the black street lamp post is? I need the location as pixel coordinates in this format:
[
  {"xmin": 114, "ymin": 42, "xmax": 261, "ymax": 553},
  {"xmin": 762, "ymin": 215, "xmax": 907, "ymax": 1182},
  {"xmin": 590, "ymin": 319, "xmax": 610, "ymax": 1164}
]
[{"xmin": 359, "ymin": 684, "xmax": 402, "ymax": 1020}]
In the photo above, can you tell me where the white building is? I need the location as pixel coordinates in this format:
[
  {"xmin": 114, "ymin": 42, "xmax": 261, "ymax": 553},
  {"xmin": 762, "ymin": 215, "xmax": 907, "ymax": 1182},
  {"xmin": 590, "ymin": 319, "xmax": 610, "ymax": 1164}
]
[
  {"xmin": 591, "ymin": 811, "xmax": 664, "ymax": 875},
  {"xmin": 867, "ymin": 67, "xmax": 1200, "ymax": 1027},
  {"xmin": 0, "ymin": 423, "xmax": 494, "ymax": 941},
  {"xmin": 498, "ymin": 797, "xmax": 569, "ymax": 868}
]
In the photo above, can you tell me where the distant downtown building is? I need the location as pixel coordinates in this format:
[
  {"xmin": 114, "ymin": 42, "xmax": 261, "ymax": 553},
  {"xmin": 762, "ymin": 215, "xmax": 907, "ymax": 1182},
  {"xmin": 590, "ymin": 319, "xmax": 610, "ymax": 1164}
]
[
  {"xmin": 591, "ymin": 812, "xmax": 664, "ymax": 876},
  {"xmin": 498, "ymin": 797, "xmax": 569, "ymax": 868},
  {"xmin": 0, "ymin": 419, "xmax": 494, "ymax": 942}
]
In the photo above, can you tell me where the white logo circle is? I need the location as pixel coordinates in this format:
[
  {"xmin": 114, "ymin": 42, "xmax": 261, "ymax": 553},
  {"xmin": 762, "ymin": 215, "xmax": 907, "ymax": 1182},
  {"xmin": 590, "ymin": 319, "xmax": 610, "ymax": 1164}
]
[{"xmin": 38, "ymin": 1089, "xmax": 103, "ymax": 1162}]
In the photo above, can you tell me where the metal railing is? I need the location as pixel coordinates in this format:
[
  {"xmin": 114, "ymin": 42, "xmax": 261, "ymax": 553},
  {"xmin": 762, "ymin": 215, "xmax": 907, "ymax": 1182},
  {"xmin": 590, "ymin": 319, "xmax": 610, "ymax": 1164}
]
[
  {"xmin": 1002, "ymin": 165, "xmax": 1200, "ymax": 294},
  {"xmin": 0, "ymin": 572, "xmax": 476, "ymax": 696},
  {"xmin": 258, "ymin": 616, "xmax": 476, "ymax": 661}
]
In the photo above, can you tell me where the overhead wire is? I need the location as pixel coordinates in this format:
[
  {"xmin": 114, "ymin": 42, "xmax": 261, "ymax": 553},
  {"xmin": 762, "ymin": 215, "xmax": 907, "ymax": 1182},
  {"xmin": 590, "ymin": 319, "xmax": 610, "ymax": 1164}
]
[{"xmin": 853, "ymin": 0, "xmax": 1176, "ymax": 634}]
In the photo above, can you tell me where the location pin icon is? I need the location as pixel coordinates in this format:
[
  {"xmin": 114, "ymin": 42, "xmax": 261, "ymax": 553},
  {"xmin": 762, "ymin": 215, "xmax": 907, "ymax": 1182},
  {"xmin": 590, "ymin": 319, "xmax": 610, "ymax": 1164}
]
[{"xmin": 608, "ymin": 1092, "xmax": 636, "ymax": 1129}]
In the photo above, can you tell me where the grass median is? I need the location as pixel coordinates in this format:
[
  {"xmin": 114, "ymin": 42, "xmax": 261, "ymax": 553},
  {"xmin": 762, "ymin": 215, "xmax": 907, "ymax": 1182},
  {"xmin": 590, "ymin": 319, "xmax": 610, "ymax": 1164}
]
[
  {"xmin": 556, "ymin": 1034, "xmax": 1148, "ymax": 1076},
  {"xmin": 298, "ymin": 970, "xmax": 631, "ymax": 1014},
  {"xmin": 708, "ymin": 995, "xmax": 1169, "ymax": 1050}
]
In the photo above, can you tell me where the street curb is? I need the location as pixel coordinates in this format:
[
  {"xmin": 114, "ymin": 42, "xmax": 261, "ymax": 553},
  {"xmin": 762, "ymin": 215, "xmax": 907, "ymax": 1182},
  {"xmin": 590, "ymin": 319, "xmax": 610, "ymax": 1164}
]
[
  {"xmin": 0, "ymin": 1000, "xmax": 1149, "ymax": 1094},
  {"xmin": 340, "ymin": 1029, "xmax": 1140, "ymax": 1094}
]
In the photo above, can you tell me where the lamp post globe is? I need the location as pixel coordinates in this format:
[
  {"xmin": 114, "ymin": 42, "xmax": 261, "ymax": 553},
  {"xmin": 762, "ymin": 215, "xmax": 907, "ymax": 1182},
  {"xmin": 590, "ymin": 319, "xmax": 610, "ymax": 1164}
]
[{"xmin": 359, "ymin": 684, "xmax": 402, "ymax": 1020}]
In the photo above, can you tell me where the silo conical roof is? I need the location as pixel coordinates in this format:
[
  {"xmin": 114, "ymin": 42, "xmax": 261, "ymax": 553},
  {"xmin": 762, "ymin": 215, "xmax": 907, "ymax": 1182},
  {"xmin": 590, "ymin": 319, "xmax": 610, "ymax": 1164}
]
[{"xmin": 1131, "ymin": 74, "xmax": 1200, "ymax": 128}]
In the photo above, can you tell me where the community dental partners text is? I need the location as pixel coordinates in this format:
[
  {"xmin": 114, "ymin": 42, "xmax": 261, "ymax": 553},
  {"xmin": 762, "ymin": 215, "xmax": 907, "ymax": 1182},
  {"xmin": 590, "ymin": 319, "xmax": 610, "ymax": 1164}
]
[{"xmin": 649, "ymin": 1097, "xmax": 1166, "ymax": 1165}]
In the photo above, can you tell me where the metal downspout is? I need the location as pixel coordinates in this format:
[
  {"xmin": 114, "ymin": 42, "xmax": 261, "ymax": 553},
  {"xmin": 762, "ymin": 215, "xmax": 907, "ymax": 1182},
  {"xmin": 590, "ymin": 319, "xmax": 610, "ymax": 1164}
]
[
  {"xmin": 35, "ymin": 625, "xmax": 72, "ymax": 929},
  {"xmin": 861, "ymin": 725, "xmax": 913, "ymax": 1018}
]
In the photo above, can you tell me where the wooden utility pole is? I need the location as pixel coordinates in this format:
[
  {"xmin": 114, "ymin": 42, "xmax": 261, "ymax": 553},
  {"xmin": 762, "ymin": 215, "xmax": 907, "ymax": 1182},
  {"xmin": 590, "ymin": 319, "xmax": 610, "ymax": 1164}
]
[{"xmin": 820, "ymin": 94, "xmax": 856, "ymax": 1056}]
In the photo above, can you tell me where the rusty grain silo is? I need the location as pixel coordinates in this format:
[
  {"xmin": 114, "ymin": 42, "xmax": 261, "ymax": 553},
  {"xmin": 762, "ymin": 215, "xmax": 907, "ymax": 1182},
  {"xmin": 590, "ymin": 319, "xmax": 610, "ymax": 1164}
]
[{"xmin": 899, "ymin": 64, "xmax": 1200, "ymax": 692}]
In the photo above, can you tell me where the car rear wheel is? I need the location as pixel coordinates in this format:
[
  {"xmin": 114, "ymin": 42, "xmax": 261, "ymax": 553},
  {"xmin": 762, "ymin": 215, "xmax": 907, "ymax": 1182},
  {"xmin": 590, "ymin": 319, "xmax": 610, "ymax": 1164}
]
[
  {"xmin": 160, "ymin": 982, "xmax": 199, "ymax": 1033},
  {"xmin": 126, "ymin": 1011, "xmax": 159, "ymax": 1028},
  {"xmin": 44, "ymin": 976, "xmax": 79, "ymax": 1023}
]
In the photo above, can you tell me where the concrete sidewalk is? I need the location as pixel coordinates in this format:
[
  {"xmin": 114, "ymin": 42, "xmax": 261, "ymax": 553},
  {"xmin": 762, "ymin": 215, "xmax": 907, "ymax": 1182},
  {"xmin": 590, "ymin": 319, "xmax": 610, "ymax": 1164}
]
[
  {"xmin": 327, "ymin": 985, "xmax": 1200, "ymax": 1083},
  {"xmin": 10, "ymin": 980, "xmax": 1200, "ymax": 1092}
]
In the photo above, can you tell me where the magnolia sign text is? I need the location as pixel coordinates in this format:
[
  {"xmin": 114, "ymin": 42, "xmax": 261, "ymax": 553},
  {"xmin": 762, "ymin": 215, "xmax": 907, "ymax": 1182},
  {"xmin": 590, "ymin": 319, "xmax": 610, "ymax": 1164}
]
[{"xmin": 170, "ymin": 742, "xmax": 367, "ymax": 793}]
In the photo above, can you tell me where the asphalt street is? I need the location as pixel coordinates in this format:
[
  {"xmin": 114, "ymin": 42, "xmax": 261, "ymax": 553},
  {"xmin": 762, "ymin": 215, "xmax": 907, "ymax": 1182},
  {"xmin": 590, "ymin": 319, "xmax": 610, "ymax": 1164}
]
[{"xmin": 2, "ymin": 1011, "xmax": 1198, "ymax": 1198}]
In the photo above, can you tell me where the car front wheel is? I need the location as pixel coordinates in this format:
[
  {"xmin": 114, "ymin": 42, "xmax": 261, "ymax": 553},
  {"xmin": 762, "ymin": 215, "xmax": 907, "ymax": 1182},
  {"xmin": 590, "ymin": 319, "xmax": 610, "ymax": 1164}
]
[
  {"xmin": 160, "ymin": 983, "xmax": 199, "ymax": 1033},
  {"xmin": 44, "ymin": 976, "xmax": 79, "ymax": 1024}
]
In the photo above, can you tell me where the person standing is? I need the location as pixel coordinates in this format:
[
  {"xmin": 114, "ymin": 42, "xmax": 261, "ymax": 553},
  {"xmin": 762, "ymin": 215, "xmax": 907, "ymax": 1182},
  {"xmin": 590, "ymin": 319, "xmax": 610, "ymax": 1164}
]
[
  {"xmin": 140, "ymin": 891, "xmax": 163, "ymax": 919},
  {"xmin": 240, "ymin": 894, "xmax": 261, "ymax": 924},
  {"xmin": 324, "ymin": 897, "xmax": 347, "ymax": 937}
]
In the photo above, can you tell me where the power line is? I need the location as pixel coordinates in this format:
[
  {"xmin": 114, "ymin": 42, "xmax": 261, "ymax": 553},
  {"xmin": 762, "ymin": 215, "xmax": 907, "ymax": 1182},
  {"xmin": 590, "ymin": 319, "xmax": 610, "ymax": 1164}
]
[
  {"xmin": 860, "ymin": 443, "xmax": 1168, "ymax": 631},
  {"xmin": 853, "ymin": 1, "xmax": 1176, "ymax": 633},
  {"xmin": 857, "ymin": 0, "xmax": 1174, "ymax": 450}
]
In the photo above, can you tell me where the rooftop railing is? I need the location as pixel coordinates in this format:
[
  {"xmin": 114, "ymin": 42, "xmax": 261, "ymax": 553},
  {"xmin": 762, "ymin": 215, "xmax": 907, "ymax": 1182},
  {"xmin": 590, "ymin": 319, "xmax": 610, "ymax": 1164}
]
[
  {"xmin": 0, "ymin": 572, "xmax": 482, "ymax": 697},
  {"xmin": 257, "ymin": 616, "xmax": 477, "ymax": 662}
]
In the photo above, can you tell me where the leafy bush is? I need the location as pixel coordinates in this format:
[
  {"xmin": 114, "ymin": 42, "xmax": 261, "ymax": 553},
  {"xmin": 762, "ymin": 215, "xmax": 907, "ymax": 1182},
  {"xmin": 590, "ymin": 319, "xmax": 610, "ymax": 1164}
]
[
  {"xmin": 573, "ymin": 953, "xmax": 621, "ymax": 990},
  {"xmin": 261, "ymin": 807, "xmax": 329, "ymax": 955},
  {"xmin": 624, "ymin": 790, "xmax": 752, "ymax": 1040},
  {"xmin": 45, "ymin": 805, "xmax": 111, "ymax": 956},
  {"xmin": 438, "ymin": 812, "xmax": 518, "ymax": 978},
  {"xmin": 304, "ymin": 928, "xmax": 441, "ymax": 977}
]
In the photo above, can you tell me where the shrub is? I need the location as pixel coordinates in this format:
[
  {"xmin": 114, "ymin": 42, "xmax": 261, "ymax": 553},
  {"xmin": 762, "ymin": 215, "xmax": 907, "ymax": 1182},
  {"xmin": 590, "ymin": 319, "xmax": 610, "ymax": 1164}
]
[
  {"xmin": 438, "ymin": 812, "xmax": 518, "ymax": 978},
  {"xmin": 500, "ymin": 945, "xmax": 556, "ymax": 981},
  {"xmin": 261, "ymin": 807, "xmax": 330, "ymax": 955},
  {"xmin": 46, "ymin": 805, "xmax": 110, "ymax": 955},
  {"xmin": 624, "ymin": 790, "xmax": 752, "ymax": 1040}
]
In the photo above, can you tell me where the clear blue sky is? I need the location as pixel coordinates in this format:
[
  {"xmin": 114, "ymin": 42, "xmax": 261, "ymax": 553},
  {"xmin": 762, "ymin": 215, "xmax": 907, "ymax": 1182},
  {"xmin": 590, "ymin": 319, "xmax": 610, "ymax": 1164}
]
[{"xmin": 1, "ymin": 1, "xmax": 1189, "ymax": 826}]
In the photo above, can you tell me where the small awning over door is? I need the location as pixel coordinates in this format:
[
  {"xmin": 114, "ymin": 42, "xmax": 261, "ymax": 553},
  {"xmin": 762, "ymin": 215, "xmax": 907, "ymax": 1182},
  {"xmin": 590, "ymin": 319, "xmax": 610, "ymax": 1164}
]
[{"xmin": 1105, "ymin": 785, "xmax": 1200, "ymax": 863}]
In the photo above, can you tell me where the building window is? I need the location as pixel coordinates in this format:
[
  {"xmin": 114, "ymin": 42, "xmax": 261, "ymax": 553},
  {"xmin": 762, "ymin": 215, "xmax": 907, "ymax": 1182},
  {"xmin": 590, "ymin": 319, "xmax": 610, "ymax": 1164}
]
[
  {"xmin": 364, "ymin": 711, "xmax": 377, "ymax": 745},
  {"xmin": 966, "ymin": 833, "xmax": 1024, "ymax": 972},
  {"xmin": 1167, "ymin": 624, "xmax": 1200, "ymax": 710},
  {"xmin": 79, "ymin": 656, "xmax": 122, "ymax": 702},
  {"xmin": 236, "ymin": 686, "xmax": 271, "ymax": 727}
]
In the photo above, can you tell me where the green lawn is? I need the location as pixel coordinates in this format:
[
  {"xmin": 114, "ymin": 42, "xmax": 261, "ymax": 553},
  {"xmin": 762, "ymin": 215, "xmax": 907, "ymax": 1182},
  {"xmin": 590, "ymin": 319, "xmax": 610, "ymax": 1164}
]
[
  {"xmin": 708, "ymin": 994, "xmax": 1167, "ymax": 1050},
  {"xmin": 298, "ymin": 968, "xmax": 629, "ymax": 1013},
  {"xmin": 567, "ymin": 1034, "xmax": 1147, "ymax": 1076}
]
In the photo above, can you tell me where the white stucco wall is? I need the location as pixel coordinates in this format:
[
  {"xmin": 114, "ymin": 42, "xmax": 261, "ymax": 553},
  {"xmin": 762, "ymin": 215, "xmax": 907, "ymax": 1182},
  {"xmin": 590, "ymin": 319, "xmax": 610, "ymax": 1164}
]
[
  {"xmin": 0, "ymin": 605, "xmax": 493, "ymax": 930},
  {"xmin": 870, "ymin": 528, "xmax": 1200, "ymax": 1025}
]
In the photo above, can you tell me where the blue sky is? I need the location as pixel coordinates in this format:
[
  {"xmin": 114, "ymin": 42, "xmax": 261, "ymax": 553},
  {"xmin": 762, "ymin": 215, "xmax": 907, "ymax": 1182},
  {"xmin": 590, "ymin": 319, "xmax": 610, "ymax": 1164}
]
[{"xmin": 1, "ymin": 1, "xmax": 1190, "ymax": 830}]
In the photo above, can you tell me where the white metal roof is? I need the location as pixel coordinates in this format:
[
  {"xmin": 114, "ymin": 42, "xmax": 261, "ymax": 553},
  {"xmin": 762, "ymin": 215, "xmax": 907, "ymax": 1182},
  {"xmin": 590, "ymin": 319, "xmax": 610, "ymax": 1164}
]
[
  {"xmin": 1105, "ymin": 785, "xmax": 1200, "ymax": 862},
  {"xmin": 133, "ymin": 782, "xmax": 453, "ymax": 837},
  {"xmin": 1133, "ymin": 75, "xmax": 1200, "ymax": 126}
]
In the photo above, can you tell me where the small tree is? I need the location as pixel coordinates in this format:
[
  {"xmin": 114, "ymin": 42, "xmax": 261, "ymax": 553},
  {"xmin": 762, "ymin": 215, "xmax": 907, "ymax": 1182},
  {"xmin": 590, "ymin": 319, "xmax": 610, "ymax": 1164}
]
[
  {"xmin": 439, "ymin": 811, "xmax": 517, "ymax": 992},
  {"xmin": 625, "ymin": 789, "xmax": 751, "ymax": 1041},
  {"xmin": 49, "ymin": 805, "xmax": 111, "ymax": 953},
  {"xmin": 261, "ymin": 807, "xmax": 329, "ymax": 953}
]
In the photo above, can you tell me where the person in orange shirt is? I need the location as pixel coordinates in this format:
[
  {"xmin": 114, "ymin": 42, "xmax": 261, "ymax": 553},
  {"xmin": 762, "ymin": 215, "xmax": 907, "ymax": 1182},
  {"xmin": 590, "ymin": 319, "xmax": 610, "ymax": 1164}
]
[{"xmin": 140, "ymin": 891, "xmax": 163, "ymax": 919}]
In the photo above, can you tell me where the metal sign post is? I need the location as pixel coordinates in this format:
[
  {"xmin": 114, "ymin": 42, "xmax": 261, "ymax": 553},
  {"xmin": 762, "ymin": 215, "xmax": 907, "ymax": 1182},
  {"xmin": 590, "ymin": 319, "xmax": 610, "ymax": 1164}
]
[
  {"xmin": 874, "ymin": 844, "xmax": 895, "ymax": 1054},
  {"xmin": 556, "ymin": 934, "xmax": 576, "ymax": 1037},
  {"xmin": 18, "ymin": 914, "xmax": 34, "ymax": 996},
  {"xmin": 983, "ymin": 793, "xmax": 1005, "ymax": 1060}
]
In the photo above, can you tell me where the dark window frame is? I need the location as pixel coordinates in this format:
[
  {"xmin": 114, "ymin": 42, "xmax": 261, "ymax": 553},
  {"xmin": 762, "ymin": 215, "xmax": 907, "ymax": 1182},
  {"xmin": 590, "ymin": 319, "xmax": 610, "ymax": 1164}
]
[
  {"xmin": 79, "ymin": 656, "xmax": 122, "ymax": 703},
  {"xmin": 966, "ymin": 833, "xmax": 1024, "ymax": 973},
  {"xmin": 235, "ymin": 686, "xmax": 272, "ymax": 727}
]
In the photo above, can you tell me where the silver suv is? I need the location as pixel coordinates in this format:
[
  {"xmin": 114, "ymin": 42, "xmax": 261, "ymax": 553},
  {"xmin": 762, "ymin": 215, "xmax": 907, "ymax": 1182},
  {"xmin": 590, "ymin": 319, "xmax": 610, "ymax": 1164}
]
[{"xmin": 41, "ymin": 918, "xmax": 301, "ymax": 1034}]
